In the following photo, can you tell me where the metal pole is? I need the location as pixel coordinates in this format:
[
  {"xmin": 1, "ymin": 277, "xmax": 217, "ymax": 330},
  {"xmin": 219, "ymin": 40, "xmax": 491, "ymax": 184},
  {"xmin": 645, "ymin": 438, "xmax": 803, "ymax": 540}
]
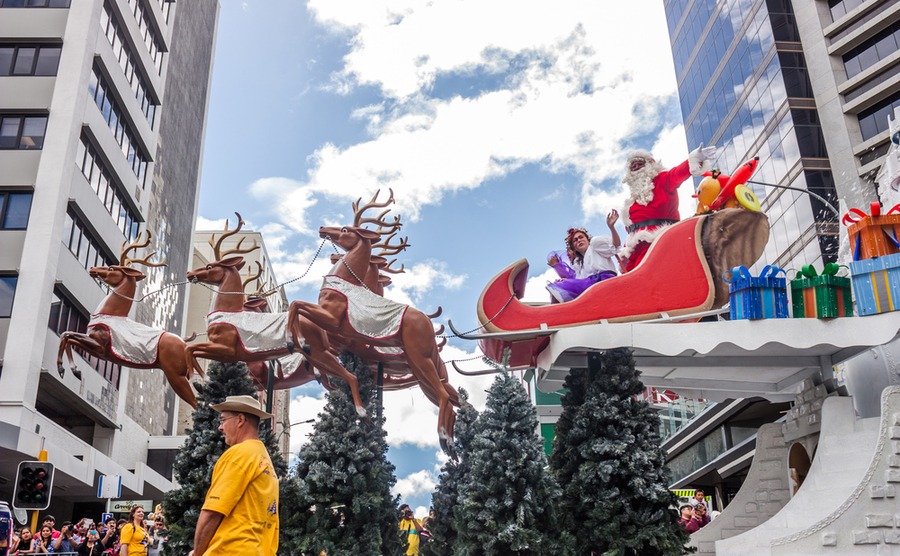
[
  {"xmin": 376, "ymin": 362, "xmax": 384, "ymax": 424},
  {"xmin": 264, "ymin": 360, "xmax": 276, "ymax": 434},
  {"xmin": 747, "ymin": 180, "xmax": 840, "ymax": 219}
]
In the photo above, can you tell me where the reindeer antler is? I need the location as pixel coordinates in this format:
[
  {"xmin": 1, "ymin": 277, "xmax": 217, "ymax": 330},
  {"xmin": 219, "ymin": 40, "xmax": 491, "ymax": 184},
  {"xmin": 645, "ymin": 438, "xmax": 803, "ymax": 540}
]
[
  {"xmin": 208, "ymin": 213, "xmax": 259, "ymax": 260},
  {"xmin": 352, "ymin": 189, "xmax": 402, "ymax": 232},
  {"xmin": 129, "ymin": 231, "xmax": 166, "ymax": 268},
  {"xmin": 373, "ymin": 233, "xmax": 410, "ymax": 258},
  {"xmin": 243, "ymin": 261, "xmax": 264, "ymax": 292},
  {"xmin": 120, "ymin": 231, "xmax": 150, "ymax": 266},
  {"xmin": 381, "ymin": 258, "xmax": 406, "ymax": 274}
]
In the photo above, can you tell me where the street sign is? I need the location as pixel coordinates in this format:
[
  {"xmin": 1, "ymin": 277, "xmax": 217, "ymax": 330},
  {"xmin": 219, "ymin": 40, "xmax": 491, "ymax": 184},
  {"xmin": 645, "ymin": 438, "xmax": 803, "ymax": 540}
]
[
  {"xmin": 106, "ymin": 499, "xmax": 152, "ymax": 514},
  {"xmin": 97, "ymin": 474, "xmax": 122, "ymax": 499}
]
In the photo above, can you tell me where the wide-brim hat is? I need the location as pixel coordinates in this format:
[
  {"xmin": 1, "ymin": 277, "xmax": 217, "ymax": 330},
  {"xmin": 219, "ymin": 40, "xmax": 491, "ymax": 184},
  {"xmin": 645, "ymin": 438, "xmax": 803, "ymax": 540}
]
[{"xmin": 211, "ymin": 394, "xmax": 273, "ymax": 420}]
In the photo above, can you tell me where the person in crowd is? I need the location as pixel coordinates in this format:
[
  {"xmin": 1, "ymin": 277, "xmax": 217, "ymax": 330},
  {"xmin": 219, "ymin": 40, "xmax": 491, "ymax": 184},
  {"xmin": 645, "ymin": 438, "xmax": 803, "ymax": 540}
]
[
  {"xmin": 677, "ymin": 505, "xmax": 693, "ymax": 530},
  {"xmin": 10, "ymin": 526, "xmax": 35, "ymax": 555},
  {"xmin": 689, "ymin": 489, "xmax": 706, "ymax": 508},
  {"xmin": 77, "ymin": 527, "xmax": 107, "ymax": 556},
  {"xmin": 39, "ymin": 516, "xmax": 59, "ymax": 540},
  {"xmin": 190, "ymin": 395, "xmax": 279, "ymax": 556},
  {"xmin": 546, "ymin": 210, "xmax": 621, "ymax": 303},
  {"xmin": 684, "ymin": 503, "xmax": 710, "ymax": 533},
  {"xmin": 119, "ymin": 505, "xmax": 149, "ymax": 556},
  {"xmin": 52, "ymin": 521, "xmax": 78, "ymax": 553},
  {"xmin": 618, "ymin": 145, "xmax": 717, "ymax": 272},
  {"xmin": 147, "ymin": 517, "xmax": 168, "ymax": 556},
  {"xmin": 33, "ymin": 525, "xmax": 54, "ymax": 553},
  {"xmin": 398, "ymin": 504, "xmax": 422, "ymax": 555}
]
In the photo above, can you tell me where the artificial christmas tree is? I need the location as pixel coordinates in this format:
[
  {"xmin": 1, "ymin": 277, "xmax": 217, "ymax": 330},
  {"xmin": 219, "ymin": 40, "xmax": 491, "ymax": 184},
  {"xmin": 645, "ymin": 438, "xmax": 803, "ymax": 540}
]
[
  {"xmin": 422, "ymin": 388, "xmax": 479, "ymax": 556},
  {"xmin": 454, "ymin": 373, "xmax": 564, "ymax": 555},
  {"xmin": 290, "ymin": 354, "xmax": 403, "ymax": 555},
  {"xmin": 549, "ymin": 348, "xmax": 689, "ymax": 555}
]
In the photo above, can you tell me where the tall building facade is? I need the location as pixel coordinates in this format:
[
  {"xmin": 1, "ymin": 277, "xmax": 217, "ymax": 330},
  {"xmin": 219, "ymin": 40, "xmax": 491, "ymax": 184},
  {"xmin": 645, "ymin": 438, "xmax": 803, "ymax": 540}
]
[
  {"xmin": 0, "ymin": 0, "xmax": 217, "ymax": 515},
  {"xmin": 662, "ymin": 0, "xmax": 900, "ymax": 497},
  {"xmin": 665, "ymin": 0, "xmax": 843, "ymax": 269}
]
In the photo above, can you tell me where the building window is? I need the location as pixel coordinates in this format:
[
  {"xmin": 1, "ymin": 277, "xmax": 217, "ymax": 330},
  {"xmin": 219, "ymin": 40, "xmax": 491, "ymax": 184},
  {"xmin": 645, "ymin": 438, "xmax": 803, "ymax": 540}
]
[
  {"xmin": 0, "ymin": 276, "xmax": 16, "ymax": 318},
  {"xmin": 0, "ymin": 0, "xmax": 71, "ymax": 6},
  {"xmin": 0, "ymin": 114, "xmax": 48, "ymax": 149},
  {"xmin": 124, "ymin": 0, "xmax": 166, "ymax": 74},
  {"xmin": 0, "ymin": 191, "xmax": 32, "ymax": 229},
  {"xmin": 0, "ymin": 44, "xmax": 61, "ymax": 76},
  {"xmin": 828, "ymin": 0, "xmax": 866, "ymax": 22},
  {"xmin": 858, "ymin": 94, "xmax": 900, "ymax": 141},
  {"xmin": 842, "ymin": 22, "xmax": 900, "ymax": 79},
  {"xmin": 76, "ymin": 135, "xmax": 142, "ymax": 241},
  {"xmin": 99, "ymin": 3, "xmax": 158, "ymax": 126},
  {"xmin": 48, "ymin": 287, "xmax": 121, "ymax": 386},
  {"xmin": 87, "ymin": 66, "xmax": 150, "ymax": 186},
  {"xmin": 62, "ymin": 208, "xmax": 117, "ymax": 272}
]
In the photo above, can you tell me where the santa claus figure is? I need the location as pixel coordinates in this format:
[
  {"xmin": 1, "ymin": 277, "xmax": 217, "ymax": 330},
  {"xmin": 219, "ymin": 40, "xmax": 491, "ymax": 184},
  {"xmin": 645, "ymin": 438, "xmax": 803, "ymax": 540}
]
[{"xmin": 618, "ymin": 144, "xmax": 717, "ymax": 272}]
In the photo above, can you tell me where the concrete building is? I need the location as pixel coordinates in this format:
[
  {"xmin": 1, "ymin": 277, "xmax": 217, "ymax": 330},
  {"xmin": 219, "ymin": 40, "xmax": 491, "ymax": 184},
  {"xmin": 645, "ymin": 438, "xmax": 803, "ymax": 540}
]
[
  {"xmin": 184, "ymin": 229, "xmax": 293, "ymax": 458},
  {"xmin": 0, "ymin": 0, "xmax": 218, "ymax": 519},
  {"xmin": 660, "ymin": 1, "xmax": 900, "ymax": 552}
]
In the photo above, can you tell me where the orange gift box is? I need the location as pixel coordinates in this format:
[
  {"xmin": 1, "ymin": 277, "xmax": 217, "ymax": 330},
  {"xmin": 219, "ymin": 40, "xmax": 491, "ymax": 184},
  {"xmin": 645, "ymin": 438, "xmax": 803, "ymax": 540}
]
[{"xmin": 842, "ymin": 202, "xmax": 900, "ymax": 261}]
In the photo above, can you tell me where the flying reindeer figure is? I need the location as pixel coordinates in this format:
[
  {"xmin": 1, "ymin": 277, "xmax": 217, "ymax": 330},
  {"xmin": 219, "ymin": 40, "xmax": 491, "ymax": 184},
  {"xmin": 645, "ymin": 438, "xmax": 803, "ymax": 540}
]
[
  {"xmin": 293, "ymin": 190, "xmax": 461, "ymax": 455},
  {"xmin": 56, "ymin": 232, "xmax": 199, "ymax": 407},
  {"xmin": 185, "ymin": 214, "xmax": 367, "ymax": 416},
  {"xmin": 241, "ymin": 262, "xmax": 331, "ymax": 393}
]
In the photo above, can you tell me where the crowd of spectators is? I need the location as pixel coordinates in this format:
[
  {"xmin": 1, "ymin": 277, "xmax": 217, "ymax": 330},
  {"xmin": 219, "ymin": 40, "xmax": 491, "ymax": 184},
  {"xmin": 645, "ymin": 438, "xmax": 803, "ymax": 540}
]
[{"xmin": 6, "ymin": 508, "xmax": 168, "ymax": 555}]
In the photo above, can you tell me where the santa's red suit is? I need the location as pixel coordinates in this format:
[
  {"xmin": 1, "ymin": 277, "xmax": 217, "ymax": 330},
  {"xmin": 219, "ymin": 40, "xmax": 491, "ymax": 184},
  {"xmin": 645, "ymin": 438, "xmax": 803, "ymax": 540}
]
[{"xmin": 619, "ymin": 146, "xmax": 714, "ymax": 272}]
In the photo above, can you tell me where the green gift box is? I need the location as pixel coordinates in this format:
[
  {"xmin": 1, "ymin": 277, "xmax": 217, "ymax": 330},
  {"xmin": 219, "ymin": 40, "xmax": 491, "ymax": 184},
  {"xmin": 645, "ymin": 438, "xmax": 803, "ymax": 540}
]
[{"xmin": 790, "ymin": 263, "xmax": 852, "ymax": 318}]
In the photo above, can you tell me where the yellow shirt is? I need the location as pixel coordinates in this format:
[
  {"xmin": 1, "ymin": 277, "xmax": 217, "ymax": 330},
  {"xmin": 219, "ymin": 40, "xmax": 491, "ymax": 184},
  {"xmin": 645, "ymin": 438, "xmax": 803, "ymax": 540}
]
[
  {"xmin": 202, "ymin": 439, "xmax": 279, "ymax": 555},
  {"xmin": 399, "ymin": 518, "xmax": 419, "ymax": 555},
  {"xmin": 119, "ymin": 523, "xmax": 148, "ymax": 555}
]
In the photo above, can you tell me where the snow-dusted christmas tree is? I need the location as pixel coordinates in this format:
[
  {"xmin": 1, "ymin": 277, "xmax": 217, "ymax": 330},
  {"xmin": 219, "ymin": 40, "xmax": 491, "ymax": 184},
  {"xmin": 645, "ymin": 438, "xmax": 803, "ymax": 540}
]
[
  {"xmin": 549, "ymin": 348, "xmax": 689, "ymax": 555},
  {"xmin": 422, "ymin": 387, "xmax": 479, "ymax": 556},
  {"xmin": 289, "ymin": 353, "xmax": 403, "ymax": 555},
  {"xmin": 454, "ymin": 372, "xmax": 565, "ymax": 555},
  {"xmin": 162, "ymin": 360, "xmax": 295, "ymax": 555}
]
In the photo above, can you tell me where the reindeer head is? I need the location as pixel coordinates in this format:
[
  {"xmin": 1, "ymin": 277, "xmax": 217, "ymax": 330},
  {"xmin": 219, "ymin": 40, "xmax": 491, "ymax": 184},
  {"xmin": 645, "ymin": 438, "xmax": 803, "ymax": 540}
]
[
  {"xmin": 321, "ymin": 189, "xmax": 403, "ymax": 251},
  {"xmin": 89, "ymin": 231, "xmax": 165, "ymax": 287},
  {"xmin": 187, "ymin": 213, "xmax": 259, "ymax": 285}
]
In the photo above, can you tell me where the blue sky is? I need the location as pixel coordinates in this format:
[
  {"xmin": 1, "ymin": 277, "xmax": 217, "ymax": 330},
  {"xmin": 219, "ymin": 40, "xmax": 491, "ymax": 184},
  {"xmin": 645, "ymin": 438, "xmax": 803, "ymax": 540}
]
[{"xmin": 196, "ymin": 0, "xmax": 694, "ymax": 515}]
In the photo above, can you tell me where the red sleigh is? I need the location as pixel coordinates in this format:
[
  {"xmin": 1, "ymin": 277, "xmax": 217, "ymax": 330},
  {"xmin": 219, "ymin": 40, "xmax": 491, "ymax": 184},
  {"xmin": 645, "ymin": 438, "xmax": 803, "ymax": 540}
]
[{"xmin": 457, "ymin": 209, "xmax": 770, "ymax": 370}]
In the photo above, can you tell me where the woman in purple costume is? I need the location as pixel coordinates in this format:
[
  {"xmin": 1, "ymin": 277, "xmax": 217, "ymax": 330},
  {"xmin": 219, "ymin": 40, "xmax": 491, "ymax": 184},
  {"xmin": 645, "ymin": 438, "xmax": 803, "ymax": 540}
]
[{"xmin": 546, "ymin": 210, "xmax": 621, "ymax": 303}]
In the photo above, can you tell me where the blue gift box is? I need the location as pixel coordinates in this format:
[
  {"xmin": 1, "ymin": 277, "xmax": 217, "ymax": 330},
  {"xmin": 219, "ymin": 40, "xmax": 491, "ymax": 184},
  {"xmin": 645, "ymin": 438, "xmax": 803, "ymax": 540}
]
[
  {"xmin": 849, "ymin": 252, "xmax": 900, "ymax": 316},
  {"xmin": 725, "ymin": 265, "xmax": 790, "ymax": 320}
]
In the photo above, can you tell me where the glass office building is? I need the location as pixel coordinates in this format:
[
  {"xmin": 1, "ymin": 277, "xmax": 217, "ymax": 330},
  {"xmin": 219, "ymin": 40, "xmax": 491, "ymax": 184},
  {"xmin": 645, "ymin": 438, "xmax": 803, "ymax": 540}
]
[{"xmin": 665, "ymin": 0, "xmax": 841, "ymax": 268}]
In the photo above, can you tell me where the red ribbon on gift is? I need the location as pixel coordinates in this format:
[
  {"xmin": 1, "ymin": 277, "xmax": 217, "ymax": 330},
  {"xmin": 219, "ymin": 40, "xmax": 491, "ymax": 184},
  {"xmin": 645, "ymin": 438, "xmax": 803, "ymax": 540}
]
[{"xmin": 842, "ymin": 202, "xmax": 900, "ymax": 225}]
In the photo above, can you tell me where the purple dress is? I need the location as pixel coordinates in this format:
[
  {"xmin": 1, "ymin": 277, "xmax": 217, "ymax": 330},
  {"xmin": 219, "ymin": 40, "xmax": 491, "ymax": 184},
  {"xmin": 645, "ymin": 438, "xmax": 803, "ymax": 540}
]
[{"xmin": 545, "ymin": 236, "xmax": 619, "ymax": 302}]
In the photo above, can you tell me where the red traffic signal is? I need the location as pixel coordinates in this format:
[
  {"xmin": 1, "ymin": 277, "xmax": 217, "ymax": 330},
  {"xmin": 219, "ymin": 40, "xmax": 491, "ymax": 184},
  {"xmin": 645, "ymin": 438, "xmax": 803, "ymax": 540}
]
[{"xmin": 13, "ymin": 461, "xmax": 54, "ymax": 510}]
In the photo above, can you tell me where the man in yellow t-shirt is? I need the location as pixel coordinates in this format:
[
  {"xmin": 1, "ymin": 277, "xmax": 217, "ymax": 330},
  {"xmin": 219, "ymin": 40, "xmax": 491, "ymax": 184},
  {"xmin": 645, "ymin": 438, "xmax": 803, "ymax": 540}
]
[
  {"xmin": 398, "ymin": 504, "xmax": 422, "ymax": 555},
  {"xmin": 189, "ymin": 395, "xmax": 279, "ymax": 556}
]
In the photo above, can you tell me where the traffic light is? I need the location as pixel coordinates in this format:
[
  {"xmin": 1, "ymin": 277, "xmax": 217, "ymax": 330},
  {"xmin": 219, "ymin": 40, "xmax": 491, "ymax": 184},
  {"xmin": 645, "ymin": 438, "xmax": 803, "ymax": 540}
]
[{"xmin": 13, "ymin": 461, "xmax": 54, "ymax": 511}]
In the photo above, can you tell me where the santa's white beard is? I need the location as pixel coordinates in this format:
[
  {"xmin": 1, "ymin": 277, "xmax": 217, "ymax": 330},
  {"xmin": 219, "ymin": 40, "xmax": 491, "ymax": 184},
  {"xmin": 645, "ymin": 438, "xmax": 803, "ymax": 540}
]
[{"xmin": 623, "ymin": 160, "xmax": 665, "ymax": 206}]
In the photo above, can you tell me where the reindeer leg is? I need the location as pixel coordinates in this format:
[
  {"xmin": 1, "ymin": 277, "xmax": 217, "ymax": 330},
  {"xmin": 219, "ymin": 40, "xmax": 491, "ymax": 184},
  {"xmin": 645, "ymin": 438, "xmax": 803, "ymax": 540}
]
[{"xmin": 59, "ymin": 333, "xmax": 107, "ymax": 380}]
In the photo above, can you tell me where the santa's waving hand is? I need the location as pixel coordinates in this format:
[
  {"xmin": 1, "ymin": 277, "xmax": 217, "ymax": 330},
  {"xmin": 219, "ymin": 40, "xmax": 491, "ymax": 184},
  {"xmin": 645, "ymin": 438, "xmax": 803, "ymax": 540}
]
[{"xmin": 618, "ymin": 144, "xmax": 716, "ymax": 272}]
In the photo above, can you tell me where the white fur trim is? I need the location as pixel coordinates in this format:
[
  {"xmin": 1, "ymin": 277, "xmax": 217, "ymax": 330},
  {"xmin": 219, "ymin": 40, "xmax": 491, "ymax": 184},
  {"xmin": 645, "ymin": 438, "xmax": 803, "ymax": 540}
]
[{"xmin": 618, "ymin": 224, "xmax": 672, "ymax": 260}]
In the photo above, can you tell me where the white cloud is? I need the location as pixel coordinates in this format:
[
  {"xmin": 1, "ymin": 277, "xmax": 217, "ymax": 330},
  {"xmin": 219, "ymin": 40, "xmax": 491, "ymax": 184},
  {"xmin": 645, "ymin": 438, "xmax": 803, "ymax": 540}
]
[
  {"xmin": 392, "ymin": 470, "xmax": 436, "ymax": 500},
  {"xmin": 288, "ymin": 390, "xmax": 329, "ymax": 460},
  {"xmin": 244, "ymin": 0, "xmax": 681, "ymax": 230},
  {"xmin": 195, "ymin": 215, "xmax": 228, "ymax": 231}
]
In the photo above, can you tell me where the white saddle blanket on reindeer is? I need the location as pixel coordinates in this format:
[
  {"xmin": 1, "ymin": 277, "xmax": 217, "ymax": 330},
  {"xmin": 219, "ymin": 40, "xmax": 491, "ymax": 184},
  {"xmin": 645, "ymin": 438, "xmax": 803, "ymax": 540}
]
[
  {"xmin": 323, "ymin": 275, "xmax": 408, "ymax": 340},
  {"xmin": 88, "ymin": 314, "xmax": 163, "ymax": 366},
  {"xmin": 207, "ymin": 310, "xmax": 291, "ymax": 353}
]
